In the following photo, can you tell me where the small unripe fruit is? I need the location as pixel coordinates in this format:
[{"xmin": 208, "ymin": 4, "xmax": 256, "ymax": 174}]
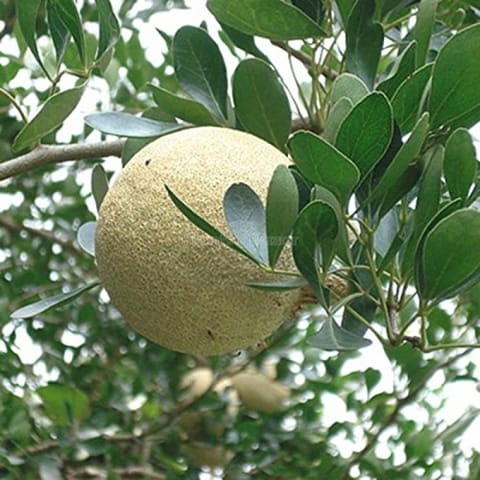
[
  {"xmin": 95, "ymin": 127, "xmax": 302, "ymax": 356},
  {"xmin": 231, "ymin": 370, "xmax": 290, "ymax": 413}
]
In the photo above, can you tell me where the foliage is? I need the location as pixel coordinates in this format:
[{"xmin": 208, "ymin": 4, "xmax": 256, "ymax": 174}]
[{"xmin": 1, "ymin": 0, "xmax": 480, "ymax": 478}]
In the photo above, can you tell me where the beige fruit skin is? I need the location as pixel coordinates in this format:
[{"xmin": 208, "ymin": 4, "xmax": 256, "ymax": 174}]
[
  {"xmin": 95, "ymin": 127, "xmax": 301, "ymax": 356},
  {"xmin": 231, "ymin": 370, "xmax": 290, "ymax": 413}
]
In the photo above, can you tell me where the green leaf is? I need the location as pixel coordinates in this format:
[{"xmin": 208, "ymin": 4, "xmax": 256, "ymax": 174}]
[
  {"xmin": 331, "ymin": 73, "xmax": 369, "ymax": 105},
  {"xmin": 308, "ymin": 316, "xmax": 372, "ymax": 351},
  {"xmin": 165, "ymin": 185, "xmax": 257, "ymax": 264},
  {"xmin": 402, "ymin": 145, "xmax": 444, "ymax": 275},
  {"xmin": 312, "ymin": 185, "xmax": 351, "ymax": 265},
  {"xmin": 414, "ymin": 0, "xmax": 438, "ymax": 67},
  {"xmin": 220, "ymin": 23, "xmax": 269, "ymax": 62},
  {"xmin": 91, "ymin": 164, "xmax": 109, "ymax": 213},
  {"xmin": 430, "ymin": 24, "xmax": 480, "ymax": 129},
  {"xmin": 149, "ymin": 85, "xmax": 221, "ymax": 126},
  {"xmin": 377, "ymin": 41, "xmax": 416, "ymax": 98},
  {"xmin": 444, "ymin": 128, "xmax": 477, "ymax": 202},
  {"xmin": 121, "ymin": 138, "xmax": 153, "ymax": 166},
  {"xmin": 246, "ymin": 277, "xmax": 308, "ymax": 291},
  {"xmin": 323, "ymin": 97, "xmax": 353, "ymax": 144},
  {"xmin": 335, "ymin": 0, "xmax": 355, "ymax": 27},
  {"xmin": 84, "ymin": 112, "xmax": 182, "ymax": 138},
  {"xmin": 335, "ymin": 92, "xmax": 393, "ymax": 179},
  {"xmin": 291, "ymin": 0, "xmax": 325, "ymax": 24},
  {"xmin": 77, "ymin": 221, "xmax": 96, "ymax": 257},
  {"xmin": 96, "ymin": 0, "xmax": 120, "ymax": 62},
  {"xmin": 223, "ymin": 183, "xmax": 269, "ymax": 265},
  {"xmin": 14, "ymin": 84, "xmax": 85, "ymax": 151},
  {"xmin": 233, "ymin": 58, "xmax": 291, "ymax": 150},
  {"xmin": 346, "ymin": 0, "xmax": 384, "ymax": 89},
  {"xmin": 173, "ymin": 26, "xmax": 227, "ymax": 122},
  {"xmin": 289, "ymin": 131, "xmax": 359, "ymax": 205},
  {"xmin": 16, "ymin": 0, "xmax": 46, "ymax": 74},
  {"xmin": 419, "ymin": 209, "xmax": 480, "ymax": 301},
  {"xmin": 10, "ymin": 282, "xmax": 100, "ymax": 319},
  {"xmin": 148, "ymin": 85, "xmax": 221, "ymax": 125},
  {"xmin": 392, "ymin": 63, "xmax": 432, "ymax": 134},
  {"xmin": 47, "ymin": 0, "xmax": 70, "ymax": 66},
  {"xmin": 364, "ymin": 112, "xmax": 430, "ymax": 208},
  {"xmin": 413, "ymin": 199, "xmax": 463, "ymax": 302},
  {"xmin": 53, "ymin": 0, "xmax": 86, "ymax": 66},
  {"xmin": 207, "ymin": 0, "xmax": 327, "ymax": 40},
  {"xmin": 413, "ymin": 145, "xmax": 444, "ymax": 240},
  {"xmin": 292, "ymin": 201, "xmax": 338, "ymax": 298},
  {"xmin": 266, "ymin": 165, "xmax": 299, "ymax": 267},
  {"xmin": 37, "ymin": 384, "xmax": 90, "ymax": 426}
]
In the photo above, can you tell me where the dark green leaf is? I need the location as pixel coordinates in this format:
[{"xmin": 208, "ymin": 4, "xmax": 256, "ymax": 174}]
[
  {"xmin": 413, "ymin": 145, "xmax": 444, "ymax": 240},
  {"xmin": 207, "ymin": 0, "xmax": 327, "ymax": 40},
  {"xmin": 346, "ymin": 0, "xmax": 384, "ymax": 89},
  {"xmin": 289, "ymin": 131, "xmax": 360, "ymax": 205},
  {"xmin": 54, "ymin": 0, "xmax": 86, "ymax": 66},
  {"xmin": 47, "ymin": 0, "xmax": 70, "ymax": 66},
  {"xmin": 16, "ymin": 0, "xmax": 46, "ymax": 74},
  {"xmin": 14, "ymin": 84, "xmax": 85, "ymax": 151},
  {"xmin": 246, "ymin": 277, "xmax": 307, "ymax": 291},
  {"xmin": 220, "ymin": 23, "xmax": 269, "ymax": 61},
  {"xmin": 173, "ymin": 26, "xmax": 227, "ymax": 122},
  {"xmin": 96, "ymin": 0, "xmax": 121, "ymax": 62},
  {"xmin": 414, "ymin": 0, "xmax": 438, "ymax": 67},
  {"xmin": 335, "ymin": 92, "xmax": 393, "ymax": 179},
  {"xmin": 392, "ymin": 63, "xmax": 432, "ymax": 134},
  {"xmin": 122, "ymin": 138, "xmax": 154, "ymax": 166},
  {"xmin": 312, "ymin": 186, "xmax": 351, "ymax": 265},
  {"xmin": 420, "ymin": 209, "xmax": 480, "ymax": 301},
  {"xmin": 149, "ymin": 84, "xmax": 221, "ymax": 126},
  {"xmin": 414, "ymin": 200, "xmax": 462, "ymax": 297},
  {"xmin": 292, "ymin": 201, "xmax": 338, "ymax": 298},
  {"xmin": 444, "ymin": 128, "xmax": 477, "ymax": 202},
  {"xmin": 10, "ymin": 282, "xmax": 100, "ymax": 319},
  {"xmin": 335, "ymin": 0, "xmax": 356, "ymax": 27},
  {"xmin": 233, "ymin": 58, "xmax": 291, "ymax": 150},
  {"xmin": 91, "ymin": 164, "xmax": 109, "ymax": 213},
  {"xmin": 165, "ymin": 185, "xmax": 257, "ymax": 264},
  {"xmin": 364, "ymin": 112, "xmax": 429, "ymax": 207},
  {"xmin": 323, "ymin": 97, "xmax": 353, "ymax": 144},
  {"xmin": 223, "ymin": 183, "xmax": 269, "ymax": 265},
  {"xmin": 308, "ymin": 316, "xmax": 372, "ymax": 351},
  {"xmin": 84, "ymin": 112, "xmax": 182, "ymax": 138},
  {"xmin": 402, "ymin": 145, "xmax": 444, "ymax": 274},
  {"xmin": 77, "ymin": 221, "xmax": 96, "ymax": 257},
  {"xmin": 377, "ymin": 41, "xmax": 416, "ymax": 98},
  {"xmin": 37, "ymin": 384, "xmax": 90, "ymax": 426},
  {"xmin": 331, "ymin": 73, "xmax": 369, "ymax": 105},
  {"xmin": 291, "ymin": 0, "xmax": 325, "ymax": 24},
  {"xmin": 430, "ymin": 24, "xmax": 480, "ymax": 129},
  {"xmin": 266, "ymin": 165, "xmax": 299, "ymax": 267}
]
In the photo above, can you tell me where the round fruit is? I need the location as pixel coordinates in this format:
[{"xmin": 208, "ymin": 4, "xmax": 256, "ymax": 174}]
[
  {"xmin": 95, "ymin": 127, "xmax": 302, "ymax": 356},
  {"xmin": 231, "ymin": 369, "xmax": 290, "ymax": 413}
]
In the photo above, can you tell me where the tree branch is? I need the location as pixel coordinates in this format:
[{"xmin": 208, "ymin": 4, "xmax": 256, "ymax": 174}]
[
  {"xmin": 0, "ymin": 140, "xmax": 125, "ymax": 181},
  {"xmin": 0, "ymin": 215, "xmax": 85, "ymax": 256}
]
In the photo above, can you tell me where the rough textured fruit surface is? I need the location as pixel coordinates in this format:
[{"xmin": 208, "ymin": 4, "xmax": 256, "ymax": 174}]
[{"xmin": 95, "ymin": 127, "xmax": 301, "ymax": 355}]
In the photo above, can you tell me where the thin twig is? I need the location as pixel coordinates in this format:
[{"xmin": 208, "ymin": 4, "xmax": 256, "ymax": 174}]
[
  {"xmin": 0, "ymin": 215, "xmax": 84, "ymax": 256},
  {"xmin": 0, "ymin": 140, "xmax": 125, "ymax": 181}
]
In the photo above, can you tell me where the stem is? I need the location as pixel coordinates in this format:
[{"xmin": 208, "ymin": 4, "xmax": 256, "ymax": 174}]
[{"xmin": 0, "ymin": 87, "xmax": 28, "ymax": 123}]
